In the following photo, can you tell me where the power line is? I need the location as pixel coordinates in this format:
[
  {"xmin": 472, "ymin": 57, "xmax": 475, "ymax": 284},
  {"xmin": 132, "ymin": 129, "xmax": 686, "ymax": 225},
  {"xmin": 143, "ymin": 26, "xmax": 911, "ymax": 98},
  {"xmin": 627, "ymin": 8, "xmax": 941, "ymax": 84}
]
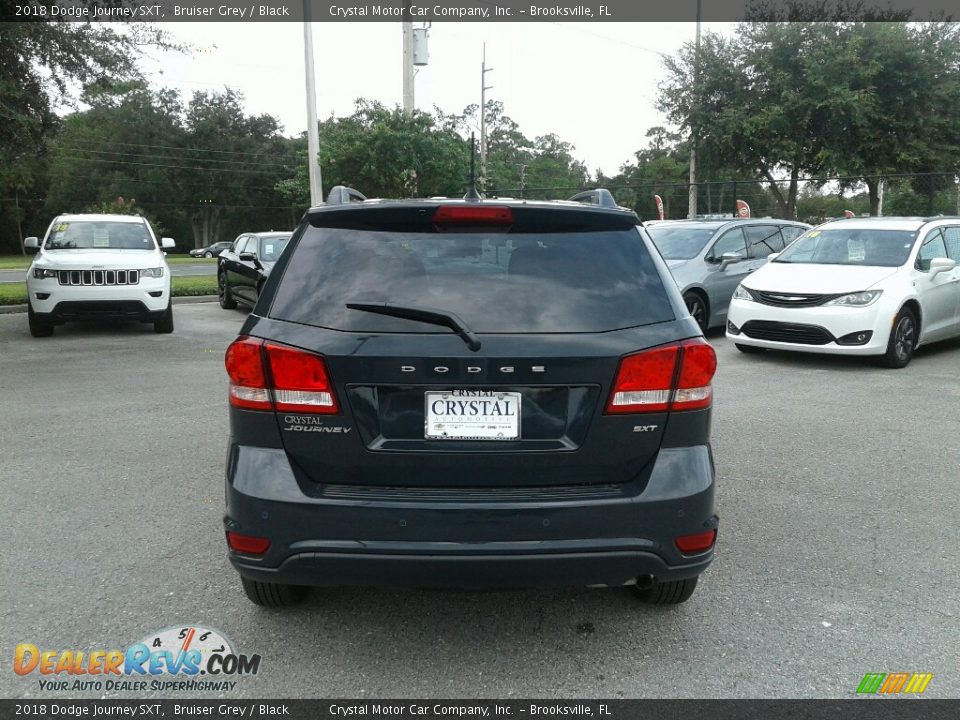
[
  {"xmin": 52, "ymin": 154, "xmax": 295, "ymax": 176},
  {"xmin": 57, "ymin": 145, "xmax": 297, "ymax": 170},
  {"xmin": 63, "ymin": 137, "xmax": 303, "ymax": 158}
]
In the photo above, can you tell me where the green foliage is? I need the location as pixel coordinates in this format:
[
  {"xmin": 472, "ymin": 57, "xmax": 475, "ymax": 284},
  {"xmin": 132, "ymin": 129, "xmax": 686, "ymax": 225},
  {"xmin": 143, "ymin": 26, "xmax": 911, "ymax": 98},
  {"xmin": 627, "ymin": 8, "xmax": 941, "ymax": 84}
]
[
  {"xmin": 0, "ymin": 18, "xmax": 180, "ymax": 252},
  {"xmin": 658, "ymin": 21, "xmax": 960, "ymax": 218},
  {"xmin": 45, "ymin": 83, "xmax": 300, "ymax": 248}
]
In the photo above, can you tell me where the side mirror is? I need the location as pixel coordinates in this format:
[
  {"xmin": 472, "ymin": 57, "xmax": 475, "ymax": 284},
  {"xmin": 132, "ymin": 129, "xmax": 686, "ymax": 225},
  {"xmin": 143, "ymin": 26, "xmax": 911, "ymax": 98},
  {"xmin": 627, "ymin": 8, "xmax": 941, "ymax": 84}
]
[
  {"xmin": 239, "ymin": 252, "xmax": 260, "ymax": 266},
  {"xmin": 767, "ymin": 252, "xmax": 780, "ymax": 262},
  {"xmin": 161, "ymin": 237, "xmax": 176, "ymax": 249},
  {"xmin": 928, "ymin": 257, "xmax": 957, "ymax": 278},
  {"xmin": 719, "ymin": 252, "xmax": 743, "ymax": 271},
  {"xmin": 24, "ymin": 237, "xmax": 40, "ymax": 255}
]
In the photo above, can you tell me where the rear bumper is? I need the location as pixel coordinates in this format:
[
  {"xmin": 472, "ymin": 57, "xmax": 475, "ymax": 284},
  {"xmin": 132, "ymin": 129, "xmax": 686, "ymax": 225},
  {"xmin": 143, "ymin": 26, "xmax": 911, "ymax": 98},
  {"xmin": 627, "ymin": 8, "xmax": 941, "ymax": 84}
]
[{"xmin": 224, "ymin": 443, "xmax": 718, "ymax": 589}]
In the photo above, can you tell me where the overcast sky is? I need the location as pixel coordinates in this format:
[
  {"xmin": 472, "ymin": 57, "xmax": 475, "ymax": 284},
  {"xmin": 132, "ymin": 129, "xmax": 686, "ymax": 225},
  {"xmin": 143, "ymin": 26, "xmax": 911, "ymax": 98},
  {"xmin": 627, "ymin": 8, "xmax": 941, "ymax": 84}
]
[{"xmin": 138, "ymin": 20, "xmax": 733, "ymax": 174}]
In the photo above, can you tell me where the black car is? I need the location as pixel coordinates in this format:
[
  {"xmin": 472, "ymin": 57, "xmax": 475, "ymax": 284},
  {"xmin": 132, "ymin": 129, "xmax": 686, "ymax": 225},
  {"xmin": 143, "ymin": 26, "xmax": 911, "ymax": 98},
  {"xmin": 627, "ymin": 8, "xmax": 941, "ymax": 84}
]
[
  {"xmin": 223, "ymin": 187, "xmax": 718, "ymax": 607},
  {"xmin": 189, "ymin": 241, "xmax": 233, "ymax": 258},
  {"xmin": 218, "ymin": 231, "xmax": 292, "ymax": 309}
]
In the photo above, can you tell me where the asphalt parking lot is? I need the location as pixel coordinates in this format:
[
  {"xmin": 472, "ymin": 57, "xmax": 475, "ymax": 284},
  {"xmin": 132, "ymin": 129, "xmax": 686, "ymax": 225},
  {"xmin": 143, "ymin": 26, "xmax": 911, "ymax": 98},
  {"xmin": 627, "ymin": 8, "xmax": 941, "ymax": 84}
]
[{"xmin": 1, "ymin": 303, "xmax": 958, "ymax": 699}]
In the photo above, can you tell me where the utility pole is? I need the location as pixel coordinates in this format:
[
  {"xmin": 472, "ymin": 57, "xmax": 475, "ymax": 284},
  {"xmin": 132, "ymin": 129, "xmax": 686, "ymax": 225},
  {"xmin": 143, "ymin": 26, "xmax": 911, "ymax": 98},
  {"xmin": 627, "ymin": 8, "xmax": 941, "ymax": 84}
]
[
  {"xmin": 687, "ymin": 0, "xmax": 701, "ymax": 219},
  {"xmin": 480, "ymin": 43, "xmax": 494, "ymax": 193},
  {"xmin": 302, "ymin": 0, "xmax": 323, "ymax": 205},
  {"xmin": 402, "ymin": 2, "xmax": 415, "ymax": 114}
]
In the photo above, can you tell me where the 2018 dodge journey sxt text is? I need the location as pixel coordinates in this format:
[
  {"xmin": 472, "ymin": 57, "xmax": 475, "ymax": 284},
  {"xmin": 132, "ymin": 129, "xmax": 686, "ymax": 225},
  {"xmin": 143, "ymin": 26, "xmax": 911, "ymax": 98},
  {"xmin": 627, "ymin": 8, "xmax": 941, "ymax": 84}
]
[{"xmin": 223, "ymin": 186, "xmax": 719, "ymax": 607}]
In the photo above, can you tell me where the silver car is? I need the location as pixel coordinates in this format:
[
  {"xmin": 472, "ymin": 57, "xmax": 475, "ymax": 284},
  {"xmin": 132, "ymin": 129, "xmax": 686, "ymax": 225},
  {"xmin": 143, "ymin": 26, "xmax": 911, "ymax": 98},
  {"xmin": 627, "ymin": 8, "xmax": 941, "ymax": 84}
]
[{"xmin": 645, "ymin": 219, "xmax": 811, "ymax": 330}]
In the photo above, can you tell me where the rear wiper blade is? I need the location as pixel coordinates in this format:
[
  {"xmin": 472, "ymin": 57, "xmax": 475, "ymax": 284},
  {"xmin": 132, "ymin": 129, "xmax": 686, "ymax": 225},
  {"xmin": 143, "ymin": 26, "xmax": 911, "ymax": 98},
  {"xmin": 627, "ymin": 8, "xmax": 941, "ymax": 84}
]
[{"xmin": 345, "ymin": 301, "xmax": 482, "ymax": 352}]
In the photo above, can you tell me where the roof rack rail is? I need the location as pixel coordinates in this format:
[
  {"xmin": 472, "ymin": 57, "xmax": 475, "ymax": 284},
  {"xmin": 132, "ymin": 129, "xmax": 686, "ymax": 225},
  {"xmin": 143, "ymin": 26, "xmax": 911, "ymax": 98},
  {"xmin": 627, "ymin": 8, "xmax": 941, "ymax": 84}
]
[
  {"xmin": 923, "ymin": 214, "xmax": 960, "ymax": 222},
  {"xmin": 325, "ymin": 185, "xmax": 367, "ymax": 206},
  {"xmin": 567, "ymin": 188, "xmax": 618, "ymax": 209}
]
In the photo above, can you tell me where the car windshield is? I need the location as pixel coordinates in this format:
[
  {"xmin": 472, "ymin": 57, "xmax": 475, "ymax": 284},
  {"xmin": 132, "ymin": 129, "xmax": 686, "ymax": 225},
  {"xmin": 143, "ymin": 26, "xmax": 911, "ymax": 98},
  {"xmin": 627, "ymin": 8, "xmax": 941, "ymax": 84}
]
[
  {"xmin": 645, "ymin": 225, "xmax": 718, "ymax": 259},
  {"xmin": 775, "ymin": 228, "xmax": 916, "ymax": 266},
  {"xmin": 45, "ymin": 221, "xmax": 155, "ymax": 250},
  {"xmin": 270, "ymin": 227, "xmax": 674, "ymax": 333},
  {"xmin": 260, "ymin": 236, "xmax": 290, "ymax": 262}
]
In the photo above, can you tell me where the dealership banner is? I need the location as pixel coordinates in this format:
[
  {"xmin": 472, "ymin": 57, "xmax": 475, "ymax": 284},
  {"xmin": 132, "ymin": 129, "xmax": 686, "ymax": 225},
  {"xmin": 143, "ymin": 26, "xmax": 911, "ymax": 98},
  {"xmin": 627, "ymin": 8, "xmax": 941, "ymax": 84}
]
[
  {"xmin": 1, "ymin": 700, "xmax": 959, "ymax": 719},
  {"xmin": 6, "ymin": 0, "xmax": 960, "ymax": 22}
]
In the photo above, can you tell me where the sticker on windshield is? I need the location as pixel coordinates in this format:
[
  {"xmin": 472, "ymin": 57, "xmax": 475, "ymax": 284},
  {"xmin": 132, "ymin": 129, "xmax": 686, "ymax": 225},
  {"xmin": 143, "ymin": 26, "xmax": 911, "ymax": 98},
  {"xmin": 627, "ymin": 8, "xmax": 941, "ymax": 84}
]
[
  {"xmin": 264, "ymin": 244, "xmax": 274, "ymax": 255},
  {"xmin": 807, "ymin": 230, "xmax": 820, "ymax": 237},
  {"xmin": 55, "ymin": 223, "xmax": 69, "ymax": 232}
]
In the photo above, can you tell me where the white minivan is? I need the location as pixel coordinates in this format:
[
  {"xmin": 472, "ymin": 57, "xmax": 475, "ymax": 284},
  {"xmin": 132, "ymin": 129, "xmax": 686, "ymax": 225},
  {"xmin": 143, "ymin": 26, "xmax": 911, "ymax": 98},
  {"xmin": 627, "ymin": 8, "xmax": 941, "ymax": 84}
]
[
  {"xmin": 726, "ymin": 217, "xmax": 960, "ymax": 367},
  {"xmin": 24, "ymin": 214, "xmax": 176, "ymax": 337}
]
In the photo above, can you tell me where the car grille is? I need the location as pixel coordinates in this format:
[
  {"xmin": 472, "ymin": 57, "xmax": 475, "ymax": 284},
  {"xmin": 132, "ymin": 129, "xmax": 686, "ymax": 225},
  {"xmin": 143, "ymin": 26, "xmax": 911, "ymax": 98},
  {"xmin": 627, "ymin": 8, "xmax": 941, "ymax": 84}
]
[
  {"xmin": 751, "ymin": 290, "xmax": 840, "ymax": 307},
  {"xmin": 58, "ymin": 270, "xmax": 140, "ymax": 286},
  {"xmin": 741, "ymin": 320, "xmax": 834, "ymax": 345}
]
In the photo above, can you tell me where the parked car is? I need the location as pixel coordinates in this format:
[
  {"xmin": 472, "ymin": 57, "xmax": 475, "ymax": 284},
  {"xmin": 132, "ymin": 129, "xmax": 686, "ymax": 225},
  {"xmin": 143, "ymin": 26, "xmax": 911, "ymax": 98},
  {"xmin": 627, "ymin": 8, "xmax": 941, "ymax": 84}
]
[
  {"xmin": 222, "ymin": 187, "xmax": 718, "ymax": 608},
  {"xmin": 726, "ymin": 217, "xmax": 960, "ymax": 367},
  {"xmin": 217, "ymin": 231, "xmax": 292, "ymax": 310},
  {"xmin": 645, "ymin": 219, "xmax": 811, "ymax": 331},
  {"xmin": 189, "ymin": 241, "xmax": 232, "ymax": 258},
  {"xmin": 24, "ymin": 213, "xmax": 176, "ymax": 337}
]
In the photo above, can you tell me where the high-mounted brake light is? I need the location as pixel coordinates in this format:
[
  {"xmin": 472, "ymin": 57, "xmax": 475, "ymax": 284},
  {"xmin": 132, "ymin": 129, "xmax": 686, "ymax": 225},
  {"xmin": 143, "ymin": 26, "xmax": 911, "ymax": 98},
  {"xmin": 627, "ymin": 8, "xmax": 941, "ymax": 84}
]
[
  {"xmin": 432, "ymin": 205, "xmax": 514, "ymax": 224},
  {"xmin": 605, "ymin": 338, "xmax": 716, "ymax": 414},
  {"xmin": 224, "ymin": 336, "xmax": 338, "ymax": 414}
]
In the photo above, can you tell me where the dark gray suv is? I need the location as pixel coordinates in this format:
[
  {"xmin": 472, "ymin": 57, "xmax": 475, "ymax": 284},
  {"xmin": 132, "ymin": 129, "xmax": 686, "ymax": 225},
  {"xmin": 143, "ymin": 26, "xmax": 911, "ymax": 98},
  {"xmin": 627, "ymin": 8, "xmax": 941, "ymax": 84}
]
[{"xmin": 223, "ymin": 187, "xmax": 719, "ymax": 607}]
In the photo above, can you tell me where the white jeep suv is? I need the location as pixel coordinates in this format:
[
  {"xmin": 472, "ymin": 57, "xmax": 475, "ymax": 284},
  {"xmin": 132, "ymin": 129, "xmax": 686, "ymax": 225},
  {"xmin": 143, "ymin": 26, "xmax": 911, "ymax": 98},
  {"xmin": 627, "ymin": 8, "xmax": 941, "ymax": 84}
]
[{"xmin": 24, "ymin": 214, "xmax": 176, "ymax": 337}]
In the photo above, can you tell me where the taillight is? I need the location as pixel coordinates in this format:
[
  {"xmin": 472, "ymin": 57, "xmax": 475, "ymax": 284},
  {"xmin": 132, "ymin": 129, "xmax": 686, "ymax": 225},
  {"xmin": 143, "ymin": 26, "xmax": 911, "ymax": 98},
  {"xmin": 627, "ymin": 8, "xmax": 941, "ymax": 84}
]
[
  {"xmin": 605, "ymin": 338, "xmax": 716, "ymax": 414},
  {"xmin": 226, "ymin": 531, "xmax": 271, "ymax": 555},
  {"xmin": 432, "ymin": 205, "xmax": 514, "ymax": 224},
  {"xmin": 224, "ymin": 336, "xmax": 338, "ymax": 414},
  {"xmin": 265, "ymin": 342, "xmax": 338, "ymax": 413},
  {"xmin": 673, "ymin": 338, "xmax": 717, "ymax": 411},
  {"xmin": 225, "ymin": 336, "xmax": 271, "ymax": 411}
]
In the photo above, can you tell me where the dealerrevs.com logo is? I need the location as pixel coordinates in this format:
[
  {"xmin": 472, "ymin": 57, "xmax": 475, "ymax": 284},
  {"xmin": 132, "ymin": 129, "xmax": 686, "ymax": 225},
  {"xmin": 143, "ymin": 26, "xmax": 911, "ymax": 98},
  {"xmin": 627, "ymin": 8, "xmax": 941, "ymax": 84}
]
[{"xmin": 14, "ymin": 625, "xmax": 260, "ymax": 693}]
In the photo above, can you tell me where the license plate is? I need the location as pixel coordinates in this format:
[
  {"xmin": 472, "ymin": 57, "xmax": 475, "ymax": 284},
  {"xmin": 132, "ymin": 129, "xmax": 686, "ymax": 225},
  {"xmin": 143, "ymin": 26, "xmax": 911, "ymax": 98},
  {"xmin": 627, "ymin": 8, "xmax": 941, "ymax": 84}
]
[{"xmin": 425, "ymin": 390, "xmax": 521, "ymax": 440}]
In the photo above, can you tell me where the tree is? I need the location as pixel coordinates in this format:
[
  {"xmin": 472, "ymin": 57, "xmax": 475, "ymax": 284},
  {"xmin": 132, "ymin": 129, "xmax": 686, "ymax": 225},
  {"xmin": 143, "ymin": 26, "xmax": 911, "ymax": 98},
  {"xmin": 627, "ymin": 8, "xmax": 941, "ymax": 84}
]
[{"xmin": 0, "ymin": 18, "xmax": 178, "ymax": 251}]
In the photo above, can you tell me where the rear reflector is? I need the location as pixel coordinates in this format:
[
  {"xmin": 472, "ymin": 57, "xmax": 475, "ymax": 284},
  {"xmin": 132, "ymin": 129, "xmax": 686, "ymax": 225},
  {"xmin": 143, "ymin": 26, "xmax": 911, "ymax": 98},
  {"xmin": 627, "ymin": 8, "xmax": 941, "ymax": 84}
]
[
  {"xmin": 606, "ymin": 338, "xmax": 716, "ymax": 414},
  {"xmin": 226, "ymin": 531, "xmax": 271, "ymax": 555},
  {"xmin": 675, "ymin": 529, "xmax": 717, "ymax": 555},
  {"xmin": 432, "ymin": 205, "xmax": 514, "ymax": 224},
  {"xmin": 225, "ymin": 336, "xmax": 338, "ymax": 414}
]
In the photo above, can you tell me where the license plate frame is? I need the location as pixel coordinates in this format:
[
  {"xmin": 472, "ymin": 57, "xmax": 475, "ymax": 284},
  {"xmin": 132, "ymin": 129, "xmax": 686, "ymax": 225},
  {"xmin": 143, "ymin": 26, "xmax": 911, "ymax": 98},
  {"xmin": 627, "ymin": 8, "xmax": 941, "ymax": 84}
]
[{"xmin": 424, "ymin": 390, "xmax": 521, "ymax": 441}]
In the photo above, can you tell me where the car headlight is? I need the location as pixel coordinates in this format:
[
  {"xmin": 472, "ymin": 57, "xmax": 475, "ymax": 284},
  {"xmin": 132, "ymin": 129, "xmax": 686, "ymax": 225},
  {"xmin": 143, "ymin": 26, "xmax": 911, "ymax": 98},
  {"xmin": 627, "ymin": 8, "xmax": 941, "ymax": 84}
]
[
  {"xmin": 824, "ymin": 290, "xmax": 882, "ymax": 307},
  {"xmin": 32, "ymin": 268, "xmax": 58, "ymax": 279},
  {"xmin": 140, "ymin": 267, "xmax": 164, "ymax": 278},
  {"xmin": 733, "ymin": 284, "xmax": 755, "ymax": 301}
]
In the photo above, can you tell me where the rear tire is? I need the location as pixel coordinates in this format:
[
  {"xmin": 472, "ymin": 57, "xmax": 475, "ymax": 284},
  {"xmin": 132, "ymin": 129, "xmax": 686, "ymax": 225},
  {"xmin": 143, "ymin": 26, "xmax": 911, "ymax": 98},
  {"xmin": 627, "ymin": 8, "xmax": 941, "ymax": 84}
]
[
  {"xmin": 218, "ymin": 273, "xmax": 238, "ymax": 309},
  {"xmin": 241, "ymin": 577, "xmax": 307, "ymax": 608},
  {"xmin": 633, "ymin": 577, "xmax": 698, "ymax": 605},
  {"xmin": 28, "ymin": 304, "xmax": 54, "ymax": 337},
  {"xmin": 880, "ymin": 307, "xmax": 917, "ymax": 368},
  {"xmin": 153, "ymin": 303, "xmax": 174, "ymax": 334},
  {"xmin": 735, "ymin": 343, "xmax": 765, "ymax": 354}
]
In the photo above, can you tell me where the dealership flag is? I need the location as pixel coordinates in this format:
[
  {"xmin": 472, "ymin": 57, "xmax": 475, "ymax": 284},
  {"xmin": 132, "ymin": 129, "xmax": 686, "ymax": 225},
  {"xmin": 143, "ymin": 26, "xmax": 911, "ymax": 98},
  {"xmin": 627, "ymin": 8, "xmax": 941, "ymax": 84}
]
[
  {"xmin": 736, "ymin": 199, "xmax": 751, "ymax": 218},
  {"xmin": 654, "ymin": 195, "xmax": 665, "ymax": 220}
]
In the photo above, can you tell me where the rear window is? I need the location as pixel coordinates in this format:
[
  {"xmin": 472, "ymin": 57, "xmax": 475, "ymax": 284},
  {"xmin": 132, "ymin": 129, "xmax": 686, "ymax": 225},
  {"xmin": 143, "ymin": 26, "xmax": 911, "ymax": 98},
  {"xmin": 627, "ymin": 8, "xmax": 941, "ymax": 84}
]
[{"xmin": 269, "ymin": 227, "xmax": 674, "ymax": 333}]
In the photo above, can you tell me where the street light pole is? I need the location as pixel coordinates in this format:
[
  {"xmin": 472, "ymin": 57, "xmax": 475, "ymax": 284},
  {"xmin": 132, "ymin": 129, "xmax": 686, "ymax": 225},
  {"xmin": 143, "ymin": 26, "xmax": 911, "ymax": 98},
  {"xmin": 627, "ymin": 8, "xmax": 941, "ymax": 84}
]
[
  {"xmin": 480, "ymin": 43, "xmax": 493, "ymax": 193},
  {"xmin": 303, "ymin": 1, "xmax": 323, "ymax": 206},
  {"xmin": 402, "ymin": 2, "xmax": 415, "ymax": 114},
  {"xmin": 687, "ymin": 0, "xmax": 701, "ymax": 219}
]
